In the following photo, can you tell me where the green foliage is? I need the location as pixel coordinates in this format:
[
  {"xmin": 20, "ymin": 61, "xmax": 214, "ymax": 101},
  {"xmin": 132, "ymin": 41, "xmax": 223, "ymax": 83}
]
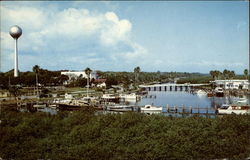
[
  {"xmin": 0, "ymin": 67, "xmax": 62, "ymax": 87},
  {"xmin": 177, "ymin": 76, "xmax": 213, "ymax": 84},
  {"xmin": 1, "ymin": 108, "xmax": 250, "ymax": 160}
]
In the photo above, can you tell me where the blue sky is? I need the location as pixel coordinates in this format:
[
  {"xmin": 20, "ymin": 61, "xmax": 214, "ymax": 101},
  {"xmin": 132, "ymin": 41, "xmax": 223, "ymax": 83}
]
[{"xmin": 0, "ymin": 1, "xmax": 249, "ymax": 73}]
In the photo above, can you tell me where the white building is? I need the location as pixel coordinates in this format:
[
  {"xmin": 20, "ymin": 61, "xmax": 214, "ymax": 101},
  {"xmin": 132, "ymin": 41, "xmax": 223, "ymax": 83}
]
[
  {"xmin": 211, "ymin": 80, "xmax": 249, "ymax": 89},
  {"xmin": 61, "ymin": 70, "xmax": 97, "ymax": 80}
]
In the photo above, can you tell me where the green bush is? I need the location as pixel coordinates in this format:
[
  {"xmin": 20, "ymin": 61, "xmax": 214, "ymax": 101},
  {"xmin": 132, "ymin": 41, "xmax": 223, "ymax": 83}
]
[{"xmin": 1, "ymin": 109, "xmax": 250, "ymax": 160}]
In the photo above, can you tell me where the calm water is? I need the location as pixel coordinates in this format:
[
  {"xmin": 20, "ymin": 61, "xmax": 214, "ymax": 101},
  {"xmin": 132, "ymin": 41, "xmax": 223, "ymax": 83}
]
[{"xmin": 134, "ymin": 91, "xmax": 250, "ymax": 109}]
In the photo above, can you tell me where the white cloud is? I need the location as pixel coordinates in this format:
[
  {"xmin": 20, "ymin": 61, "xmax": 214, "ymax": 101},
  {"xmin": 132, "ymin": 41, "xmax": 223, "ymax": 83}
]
[
  {"xmin": 0, "ymin": 31, "xmax": 13, "ymax": 51},
  {"xmin": 123, "ymin": 41, "xmax": 147, "ymax": 60},
  {"xmin": 1, "ymin": 5, "xmax": 46, "ymax": 31},
  {"xmin": 100, "ymin": 12, "xmax": 132, "ymax": 45},
  {"xmin": 0, "ymin": 3, "xmax": 147, "ymax": 72}
]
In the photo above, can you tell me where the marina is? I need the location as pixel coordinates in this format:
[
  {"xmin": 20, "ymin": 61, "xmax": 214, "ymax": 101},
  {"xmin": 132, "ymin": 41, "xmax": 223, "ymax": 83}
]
[
  {"xmin": 11, "ymin": 88, "xmax": 250, "ymax": 116},
  {"xmin": 1, "ymin": 1, "xmax": 249, "ymax": 159}
]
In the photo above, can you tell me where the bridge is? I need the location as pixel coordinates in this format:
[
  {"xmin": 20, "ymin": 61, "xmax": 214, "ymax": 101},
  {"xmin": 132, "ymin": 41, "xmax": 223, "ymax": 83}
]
[{"xmin": 139, "ymin": 83, "xmax": 209, "ymax": 91}]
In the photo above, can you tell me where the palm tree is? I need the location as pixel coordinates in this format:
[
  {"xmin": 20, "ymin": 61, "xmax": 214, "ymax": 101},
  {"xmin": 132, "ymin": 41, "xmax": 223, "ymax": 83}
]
[
  {"xmin": 228, "ymin": 70, "xmax": 235, "ymax": 79},
  {"xmin": 32, "ymin": 65, "xmax": 40, "ymax": 98},
  {"xmin": 210, "ymin": 70, "xmax": 216, "ymax": 80},
  {"xmin": 134, "ymin": 66, "xmax": 141, "ymax": 85},
  {"xmin": 214, "ymin": 70, "xmax": 221, "ymax": 80},
  {"xmin": 244, "ymin": 69, "xmax": 248, "ymax": 80},
  {"xmin": 84, "ymin": 67, "xmax": 92, "ymax": 97},
  {"xmin": 223, "ymin": 69, "xmax": 229, "ymax": 80},
  {"xmin": 210, "ymin": 70, "xmax": 218, "ymax": 89}
]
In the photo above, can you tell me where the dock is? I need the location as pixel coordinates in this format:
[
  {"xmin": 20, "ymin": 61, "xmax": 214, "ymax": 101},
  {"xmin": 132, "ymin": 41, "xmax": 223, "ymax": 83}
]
[
  {"xmin": 139, "ymin": 83, "xmax": 209, "ymax": 91},
  {"xmin": 164, "ymin": 105, "xmax": 217, "ymax": 115}
]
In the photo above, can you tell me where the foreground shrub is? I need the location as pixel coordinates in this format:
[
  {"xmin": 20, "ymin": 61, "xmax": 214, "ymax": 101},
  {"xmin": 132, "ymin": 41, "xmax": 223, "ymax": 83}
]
[{"xmin": 1, "ymin": 109, "xmax": 250, "ymax": 159}]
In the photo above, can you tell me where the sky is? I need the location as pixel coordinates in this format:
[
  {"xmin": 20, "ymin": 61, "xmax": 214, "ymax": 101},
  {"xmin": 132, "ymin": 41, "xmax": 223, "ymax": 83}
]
[{"xmin": 0, "ymin": 1, "xmax": 249, "ymax": 74}]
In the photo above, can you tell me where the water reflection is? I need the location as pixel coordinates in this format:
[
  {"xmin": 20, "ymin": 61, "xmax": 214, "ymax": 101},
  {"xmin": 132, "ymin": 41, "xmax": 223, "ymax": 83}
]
[
  {"xmin": 18, "ymin": 105, "xmax": 57, "ymax": 115},
  {"xmin": 134, "ymin": 91, "xmax": 249, "ymax": 109}
]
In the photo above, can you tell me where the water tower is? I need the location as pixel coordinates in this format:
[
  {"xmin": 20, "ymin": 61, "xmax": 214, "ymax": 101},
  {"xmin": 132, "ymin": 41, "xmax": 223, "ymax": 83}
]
[{"xmin": 9, "ymin": 25, "xmax": 22, "ymax": 77}]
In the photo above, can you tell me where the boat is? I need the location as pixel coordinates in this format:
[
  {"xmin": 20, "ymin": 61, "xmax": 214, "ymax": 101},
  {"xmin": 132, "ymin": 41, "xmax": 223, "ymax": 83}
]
[
  {"xmin": 101, "ymin": 94, "xmax": 120, "ymax": 103},
  {"xmin": 207, "ymin": 92, "xmax": 214, "ymax": 97},
  {"xmin": 217, "ymin": 104, "xmax": 250, "ymax": 115},
  {"xmin": 57, "ymin": 103, "xmax": 83, "ymax": 111},
  {"xmin": 214, "ymin": 87, "xmax": 224, "ymax": 97},
  {"xmin": 33, "ymin": 102, "xmax": 46, "ymax": 109},
  {"xmin": 81, "ymin": 96, "xmax": 100, "ymax": 104},
  {"xmin": 141, "ymin": 105, "xmax": 162, "ymax": 112},
  {"xmin": 53, "ymin": 98, "xmax": 71, "ymax": 104},
  {"xmin": 236, "ymin": 98, "xmax": 248, "ymax": 104},
  {"xmin": 48, "ymin": 104, "xmax": 57, "ymax": 109},
  {"xmin": 107, "ymin": 105, "xmax": 134, "ymax": 112},
  {"xmin": 196, "ymin": 90, "xmax": 207, "ymax": 96},
  {"xmin": 119, "ymin": 93, "xmax": 139, "ymax": 101}
]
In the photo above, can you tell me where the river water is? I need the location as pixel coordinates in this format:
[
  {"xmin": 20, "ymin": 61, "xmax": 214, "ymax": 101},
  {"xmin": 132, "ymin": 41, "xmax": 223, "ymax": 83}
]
[
  {"xmin": 13, "ymin": 90, "xmax": 250, "ymax": 115},
  {"xmin": 134, "ymin": 91, "xmax": 250, "ymax": 109}
]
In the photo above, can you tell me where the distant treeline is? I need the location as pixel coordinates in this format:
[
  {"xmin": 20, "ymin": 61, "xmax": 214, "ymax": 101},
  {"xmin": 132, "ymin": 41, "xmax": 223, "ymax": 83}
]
[
  {"xmin": 0, "ymin": 67, "xmax": 205, "ymax": 88},
  {"xmin": 177, "ymin": 75, "xmax": 247, "ymax": 84},
  {"xmin": 0, "ymin": 69, "xmax": 63, "ymax": 88},
  {"xmin": 1, "ymin": 108, "xmax": 250, "ymax": 159},
  {"xmin": 1, "ymin": 67, "xmax": 247, "ymax": 88}
]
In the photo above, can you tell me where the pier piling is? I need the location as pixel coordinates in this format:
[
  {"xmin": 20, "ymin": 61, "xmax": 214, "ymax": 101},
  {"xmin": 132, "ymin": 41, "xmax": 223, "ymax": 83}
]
[{"xmin": 190, "ymin": 106, "xmax": 192, "ymax": 114}]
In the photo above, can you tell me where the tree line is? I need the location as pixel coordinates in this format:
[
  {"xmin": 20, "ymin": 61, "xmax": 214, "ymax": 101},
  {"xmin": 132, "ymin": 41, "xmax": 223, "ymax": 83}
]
[
  {"xmin": 0, "ymin": 66, "xmax": 202, "ymax": 88},
  {"xmin": 2, "ymin": 66, "xmax": 247, "ymax": 88},
  {"xmin": 210, "ymin": 69, "xmax": 248, "ymax": 80}
]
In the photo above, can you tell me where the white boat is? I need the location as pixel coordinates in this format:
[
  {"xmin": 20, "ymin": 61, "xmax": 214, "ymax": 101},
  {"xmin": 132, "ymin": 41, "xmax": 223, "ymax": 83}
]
[
  {"xmin": 107, "ymin": 105, "xmax": 134, "ymax": 112},
  {"xmin": 236, "ymin": 98, "xmax": 248, "ymax": 104},
  {"xmin": 81, "ymin": 96, "xmax": 98, "ymax": 104},
  {"xmin": 48, "ymin": 104, "xmax": 57, "ymax": 109},
  {"xmin": 141, "ymin": 105, "xmax": 162, "ymax": 112},
  {"xmin": 102, "ymin": 94, "xmax": 118, "ymax": 99},
  {"xmin": 196, "ymin": 90, "xmax": 207, "ymax": 96},
  {"xmin": 218, "ymin": 104, "xmax": 250, "ymax": 115},
  {"xmin": 214, "ymin": 87, "xmax": 224, "ymax": 97},
  {"xmin": 33, "ymin": 103, "xmax": 46, "ymax": 109},
  {"xmin": 119, "ymin": 93, "xmax": 139, "ymax": 101},
  {"xmin": 102, "ymin": 94, "xmax": 120, "ymax": 103},
  {"xmin": 65, "ymin": 93, "xmax": 73, "ymax": 99}
]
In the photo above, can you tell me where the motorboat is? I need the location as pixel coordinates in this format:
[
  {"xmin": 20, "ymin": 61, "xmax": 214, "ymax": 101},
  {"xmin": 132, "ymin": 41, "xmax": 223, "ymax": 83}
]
[
  {"xmin": 80, "ymin": 96, "xmax": 99, "ymax": 104},
  {"xmin": 207, "ymin": 92, "xmax": 214, "ymax": 97},
  {"xmin": 218, "ymin": 104, "xmax": 250, "ymax": 115},
  {"xmin": 48, "ymin": 104, "xmax": 57, "ymax": 109},
  {"xmin": 119, "ymin": 93, "xmax": 139, "ymax": 101},
  {"xmin": 141, "ymin": 105, "xmax": 162, "ymax": 112},
  {"xmin": 101, "ymin": 94, "xmax": 120, "ymax": 103},
  {"xmin": 236, "ymin": 98, "xmax": 248, "ymax": 104},
  {"xmin": 107, "ymin": 105, "xmax": 134, "ymax": 112},
  {"xmin": 33, "ymin": 102, "xmax": 46, "ymax": 109},
  {"xmin": 53, "ymin": 98, "xmax": 71, "ymax": 104},
  {"xmin": 57, "ymin": 103, "xmax": 83, "ymax": 111},
  {"xmin": 214, "ymin": 87, "xmax": 224, "ymax": 97},
  {"xmin": 196, "ymin": 90, "xmax": 207, "ymax": 96},
  {"xmin": 65, "ymin": 93, "xmax": 73, "ymax": 99}
]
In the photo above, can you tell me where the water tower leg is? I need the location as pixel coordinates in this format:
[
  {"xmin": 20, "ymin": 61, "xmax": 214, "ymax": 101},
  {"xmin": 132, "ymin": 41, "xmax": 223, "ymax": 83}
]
[{"xmin": 14, "ymin": 39, "xmax": 18, "ymax": 77}]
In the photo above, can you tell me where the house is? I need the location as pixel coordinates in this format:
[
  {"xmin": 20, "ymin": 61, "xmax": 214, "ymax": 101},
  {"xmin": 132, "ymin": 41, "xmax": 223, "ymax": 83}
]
[
  {"xmin": 61, "ymin": 70, "xmax": 97, "ymax": 80},
  {"xmin": 94, "ymin": 79, "xmax": 106, "ymax": 88},
  {"xmin": 61, "ymin": 70, "xmax": 97, "ymax": 85},
  {"xmin": 211, "ymin": 80, "xmax": 249, "ymax": 89}
]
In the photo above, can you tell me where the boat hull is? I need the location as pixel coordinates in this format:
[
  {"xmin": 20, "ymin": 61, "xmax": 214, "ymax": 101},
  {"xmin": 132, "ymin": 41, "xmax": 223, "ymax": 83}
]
[
  {"xmin": 218, "ymin": 105, "xmax": 250, "ymax": 115},
  {"xmin": 218, "ymin": 109, "xmax": 250, "ymax": 115}
]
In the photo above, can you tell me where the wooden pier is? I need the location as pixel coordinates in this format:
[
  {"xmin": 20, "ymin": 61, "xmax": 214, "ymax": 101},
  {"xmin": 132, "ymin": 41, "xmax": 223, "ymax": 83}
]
[{"xmin": 139, "ymin": 83, "xmax": 209, "ymax": 91}]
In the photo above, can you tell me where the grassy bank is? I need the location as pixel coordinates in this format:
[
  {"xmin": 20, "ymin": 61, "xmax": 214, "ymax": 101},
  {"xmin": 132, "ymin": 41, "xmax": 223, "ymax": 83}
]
[{"xmin": 1, "ymin": 108, "xmax": 250, "ymax": 159}]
